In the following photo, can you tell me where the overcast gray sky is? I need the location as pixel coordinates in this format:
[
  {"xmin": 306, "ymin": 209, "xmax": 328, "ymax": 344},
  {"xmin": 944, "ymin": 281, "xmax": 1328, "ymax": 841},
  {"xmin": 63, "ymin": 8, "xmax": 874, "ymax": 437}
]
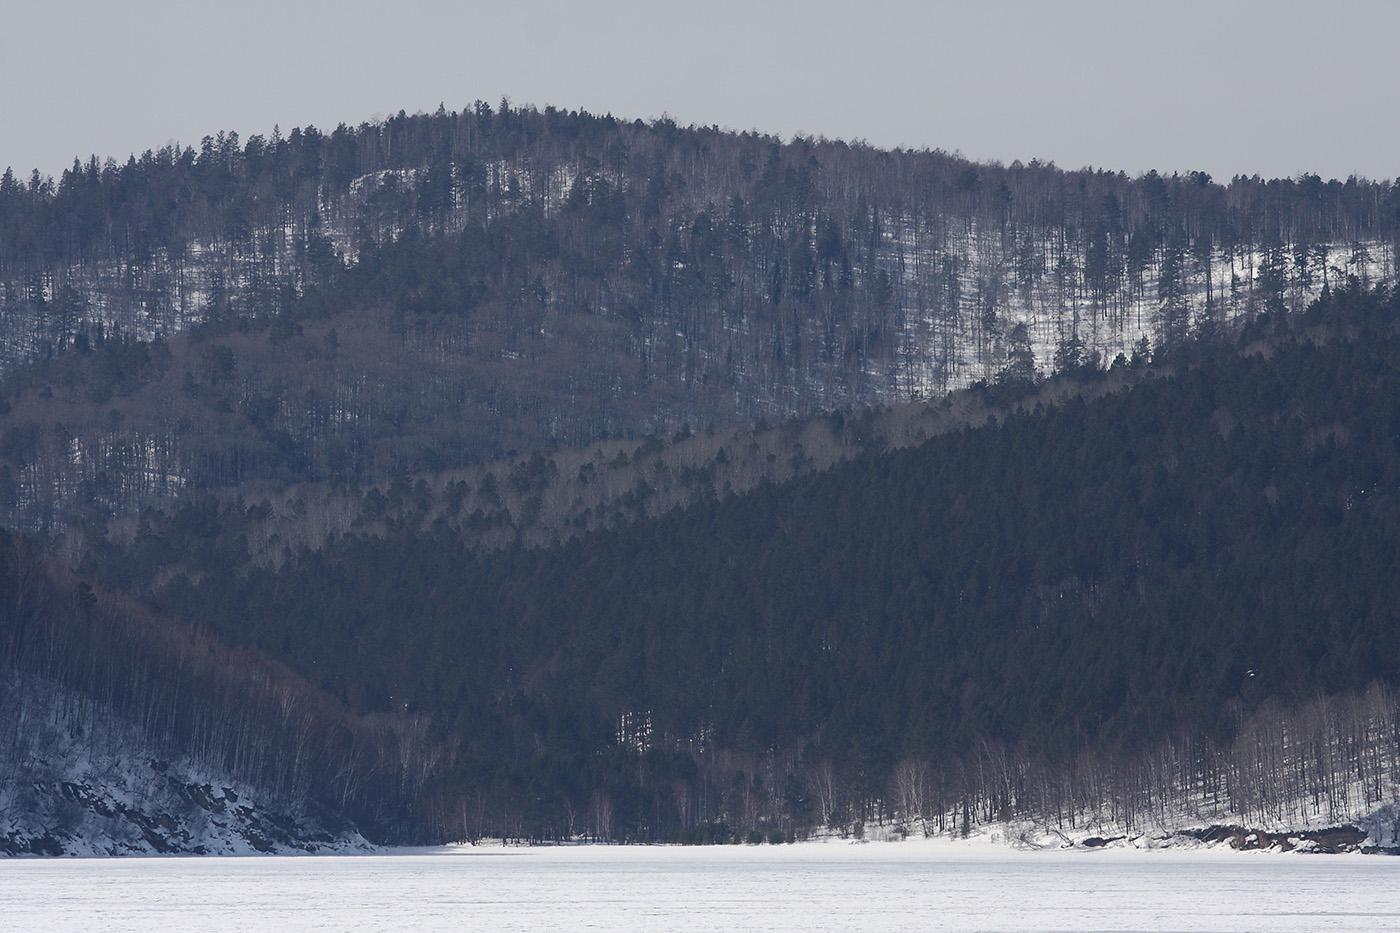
[{"xmin": 5, "ymin": 1, "xmax": 1397, "ymax": 183}]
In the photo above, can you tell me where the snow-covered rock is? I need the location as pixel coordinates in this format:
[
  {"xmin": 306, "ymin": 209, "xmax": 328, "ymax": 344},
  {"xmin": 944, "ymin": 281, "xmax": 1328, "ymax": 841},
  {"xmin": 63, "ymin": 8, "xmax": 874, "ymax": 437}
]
[{"xmin": 0, "ymin": 673, "xmax": 374, "ymax": 857}]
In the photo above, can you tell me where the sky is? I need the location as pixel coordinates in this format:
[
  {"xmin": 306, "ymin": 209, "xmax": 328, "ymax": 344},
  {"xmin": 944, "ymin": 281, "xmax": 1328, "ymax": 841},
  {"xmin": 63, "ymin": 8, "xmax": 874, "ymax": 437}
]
[{"xmin": 5, "ymin": 1, "xmax": 1398, "ymax": 184}]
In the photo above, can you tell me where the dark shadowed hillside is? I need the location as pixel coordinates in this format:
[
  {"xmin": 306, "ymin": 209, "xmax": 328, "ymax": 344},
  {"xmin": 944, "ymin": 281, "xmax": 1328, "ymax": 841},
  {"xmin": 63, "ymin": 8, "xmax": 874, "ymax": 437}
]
[
  {"xmin": 0, "ymin": 529, "xmax": 437, "ymax": 850},
  {"xmin": 71, "ymin": 283, "xmax": 1400, "ymax": 842}
]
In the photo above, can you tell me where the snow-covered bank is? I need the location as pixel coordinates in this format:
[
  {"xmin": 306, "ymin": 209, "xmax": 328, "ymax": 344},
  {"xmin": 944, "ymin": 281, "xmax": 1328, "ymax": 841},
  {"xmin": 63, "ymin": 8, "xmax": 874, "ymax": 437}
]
[
  {"xmin": 845, "ymin": 814, "xmax": 1400, "ymax": 855},
  {"xmin": 451, "ymin": 808, "xmax": 1400, "ymax": 858},
  {"xmin": 0, "ymin": 763, "xmax": 375, "ymax": 857}
]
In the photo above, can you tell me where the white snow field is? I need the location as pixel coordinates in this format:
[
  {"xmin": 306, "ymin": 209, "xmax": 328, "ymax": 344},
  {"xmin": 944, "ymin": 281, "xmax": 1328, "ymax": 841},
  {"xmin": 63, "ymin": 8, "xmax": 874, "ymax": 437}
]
[{"xmin": 3, "ymin": 839, "xmax": 1399, "ymax": 932}]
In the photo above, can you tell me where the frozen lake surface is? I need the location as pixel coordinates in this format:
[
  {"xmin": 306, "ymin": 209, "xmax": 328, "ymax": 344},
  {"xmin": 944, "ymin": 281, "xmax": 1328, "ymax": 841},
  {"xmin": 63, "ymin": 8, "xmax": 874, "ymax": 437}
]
[{"xmin": 3, "ymin": 840, "xmax": 1399, "ymax": 931}]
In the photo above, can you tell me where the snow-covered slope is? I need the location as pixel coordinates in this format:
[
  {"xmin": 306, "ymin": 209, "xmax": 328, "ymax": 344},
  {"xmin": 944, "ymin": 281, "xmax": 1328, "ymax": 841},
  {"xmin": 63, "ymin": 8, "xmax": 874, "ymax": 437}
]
[{"xmin": 0, "ymin": 673, "xmax": 373, "ymax": 856}]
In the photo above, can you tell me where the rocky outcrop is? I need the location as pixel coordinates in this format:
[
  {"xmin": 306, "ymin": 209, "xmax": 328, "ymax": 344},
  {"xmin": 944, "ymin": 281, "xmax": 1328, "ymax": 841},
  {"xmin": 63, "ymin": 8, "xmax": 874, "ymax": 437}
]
[
  {"xmin": 1177, "ymin": 824, "xmax": 1382, "ymax": 854},
  {"xmin": 1, "ymin": 765, "xmax": 374, "ymax": 857},
  {"xmin": 0, "ymin": 673, "xmax": 374, "ymax": 857}
]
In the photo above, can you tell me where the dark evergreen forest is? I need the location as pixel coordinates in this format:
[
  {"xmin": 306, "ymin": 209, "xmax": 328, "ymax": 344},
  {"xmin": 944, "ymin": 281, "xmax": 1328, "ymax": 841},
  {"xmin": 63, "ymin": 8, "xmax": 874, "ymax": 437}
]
[{"xmin": 70, "ymin": 283, "xmax": 1400, "ymax": 842}]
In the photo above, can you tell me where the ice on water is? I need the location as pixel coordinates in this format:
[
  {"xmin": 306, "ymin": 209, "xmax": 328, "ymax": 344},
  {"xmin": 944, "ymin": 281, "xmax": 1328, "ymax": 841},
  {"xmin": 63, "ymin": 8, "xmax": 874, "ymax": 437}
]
[{"xmin": 4, "ymin": 838, "xmax": 1399, "ymax": 932}]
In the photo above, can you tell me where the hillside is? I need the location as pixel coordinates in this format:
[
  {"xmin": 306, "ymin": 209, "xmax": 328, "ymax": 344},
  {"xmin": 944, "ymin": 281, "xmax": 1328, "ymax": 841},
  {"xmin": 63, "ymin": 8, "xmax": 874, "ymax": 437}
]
[
  {"xmin": 1, "ymin": 104, "xmax": 1396, "ymax": 533},
  {"xmin": 0, "ymin": 529, "xmax": 435, "ymax": 850},
  {"xmin": 73, "ymin": 283, "xmax": 1400, "ymax": 843},
  {"xmin": 4, "ymin": 105, "xmax": 1400, "ymax": 851}
]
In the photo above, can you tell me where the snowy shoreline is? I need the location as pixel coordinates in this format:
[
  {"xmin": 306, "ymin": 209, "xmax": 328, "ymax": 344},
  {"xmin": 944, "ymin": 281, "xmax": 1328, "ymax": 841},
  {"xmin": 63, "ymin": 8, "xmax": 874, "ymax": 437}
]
[
  {"xmin": 6, "ymin": 837, "xmax": 1400, "ymax": 933},
  {"xmin": 9, "ymin": 814, "xmax": 1400, "ymax": 859},
  {"xmin": 426, "ymin": 815, "xmax": 1400, "ymax": 858}
]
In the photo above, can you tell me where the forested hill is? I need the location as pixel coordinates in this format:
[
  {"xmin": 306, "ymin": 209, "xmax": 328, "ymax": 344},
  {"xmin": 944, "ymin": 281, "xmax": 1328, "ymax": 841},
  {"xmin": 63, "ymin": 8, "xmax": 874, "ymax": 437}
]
[
  {"xmin": 1, "ymin": 104, "xmax": 1398, "ymax": 531},
  {"xmin": 7, "ymin": 104, "xmax": 1400, "ymax": 848},
  {"xmin": 104, "ymin": 284, "xmax": 1400, "ymax": 842}
]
